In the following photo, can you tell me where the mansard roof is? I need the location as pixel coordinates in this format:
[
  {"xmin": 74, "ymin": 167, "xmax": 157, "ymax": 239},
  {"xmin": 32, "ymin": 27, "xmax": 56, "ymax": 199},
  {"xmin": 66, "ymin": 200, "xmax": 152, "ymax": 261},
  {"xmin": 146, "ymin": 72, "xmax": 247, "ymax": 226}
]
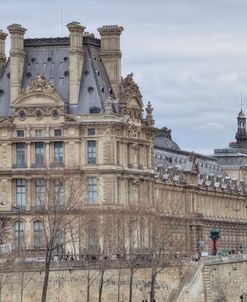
[
  {"xmin": 0, "ymin": 35, "xmax": 113, "ymax": 117},
  {"xmin": 155, "ymin": 127, "xmax": 180, "ymax": 151}
]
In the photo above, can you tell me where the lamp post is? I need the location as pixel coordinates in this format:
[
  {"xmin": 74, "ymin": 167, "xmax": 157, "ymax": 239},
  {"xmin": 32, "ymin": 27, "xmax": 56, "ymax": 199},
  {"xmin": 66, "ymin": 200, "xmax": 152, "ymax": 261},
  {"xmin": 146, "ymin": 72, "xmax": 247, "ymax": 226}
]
[{"xmin": 210, "ymin": 228, "xmax": 220, "ymax": 256}]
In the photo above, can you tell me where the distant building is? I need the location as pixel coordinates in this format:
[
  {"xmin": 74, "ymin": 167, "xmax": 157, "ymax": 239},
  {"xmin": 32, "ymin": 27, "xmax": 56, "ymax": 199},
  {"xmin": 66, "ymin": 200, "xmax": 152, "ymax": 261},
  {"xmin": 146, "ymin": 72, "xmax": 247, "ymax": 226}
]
[
  {"xmin": 155, "ymin": 126, "xmax": 225, "ymax": 177},
  {"xmin": 214, "ymin": 109, "xmax": 247, "ymax": 181}
]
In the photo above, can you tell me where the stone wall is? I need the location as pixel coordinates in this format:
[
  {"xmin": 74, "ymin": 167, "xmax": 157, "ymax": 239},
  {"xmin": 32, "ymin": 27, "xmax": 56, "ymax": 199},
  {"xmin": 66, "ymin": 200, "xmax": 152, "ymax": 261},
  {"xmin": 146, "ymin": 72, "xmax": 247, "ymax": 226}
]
[{"xmin": 0, "ymin": 262, "xmax": 184, "ymax": 302}]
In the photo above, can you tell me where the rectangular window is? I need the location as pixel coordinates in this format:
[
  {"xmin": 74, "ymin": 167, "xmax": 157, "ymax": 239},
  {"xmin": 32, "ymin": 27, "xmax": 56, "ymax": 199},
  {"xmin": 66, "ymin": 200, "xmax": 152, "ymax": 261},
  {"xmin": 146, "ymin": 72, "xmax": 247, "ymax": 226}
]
[
  {"xmin": 35, "ymin": 142, "xmax": 44, "ymax": 166},
  {"xmin": 88, "ymin": 229, "xmax": 98, "ymax": 249},
  {"xmin": 54, "ymin": 129, "xmax": 62, "ymax": 137},
  {"xmin": 34, "ymin": 221, "xmax": 43, "ymax": 248},
  {"xmin": 35, "ymin": 179, "xmax": 45, "ymax": 208},
  {"xmin": 54, "ymin": 180, "xmax": 64, "ymax": 206},
  {"xmin": 54, "ymin": 142, "xmax": 63, "ymax": 164},
  {"xmin": 88, "ymin": 177, "xmax": 97, "ymax": 204},
  {"xmin": 87, "ymin": 141, "xmax": 96, "ymax": 164},
  {"xmin": 87, "ymin": 128, "xmax": 95, "ymax": 136},
  {"xmin": 35, "ymin": 129, "xmax": 44, "ymax": 137},
  {"xmin": 16, "ymin": 143, "xmax": 25, "ymax": 167},
  {"xmin": 16, "ymin": 179, "xmax": 26, "ymax": 209},
  {"xmin": 15, "ymin": 221, "xmax": 24, "ymax": 249},
  {"xmin": 16, "ymin": 130, "xmax": 24, "ymax": 137}
]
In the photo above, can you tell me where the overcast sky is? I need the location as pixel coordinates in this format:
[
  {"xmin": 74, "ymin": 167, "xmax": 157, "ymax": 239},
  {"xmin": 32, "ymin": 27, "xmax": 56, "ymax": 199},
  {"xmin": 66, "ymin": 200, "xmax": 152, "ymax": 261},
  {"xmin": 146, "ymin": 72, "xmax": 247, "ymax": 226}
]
[{"xmin": 1, "ymin": 0, "xmax": 247, "ymax": 154}]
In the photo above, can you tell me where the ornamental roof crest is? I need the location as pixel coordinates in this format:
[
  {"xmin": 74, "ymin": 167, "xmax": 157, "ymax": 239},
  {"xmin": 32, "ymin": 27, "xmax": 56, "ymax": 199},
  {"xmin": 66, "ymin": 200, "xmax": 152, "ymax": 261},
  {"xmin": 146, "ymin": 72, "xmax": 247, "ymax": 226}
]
[
  {"xmin": 120, "ymin": 73, "xmax": 143, "ymax": 105},
  {"xmin": 21, "ymin": 74, "xmax": 60, "ymax": 98}
]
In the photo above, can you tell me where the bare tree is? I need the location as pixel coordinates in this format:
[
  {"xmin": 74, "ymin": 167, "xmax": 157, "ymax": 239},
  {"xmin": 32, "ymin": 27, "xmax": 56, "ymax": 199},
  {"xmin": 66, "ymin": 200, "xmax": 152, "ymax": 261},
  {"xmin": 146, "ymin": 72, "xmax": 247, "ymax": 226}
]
[
  {"xmin": 147, "ymin": 191, "xmax": 185, "ymax": 302},
  {"xmin": 0, "ymin": 270, "xmax": 9, "ymax": 302},
  {"xmin": 36, "ymin": 176, "xmax": 82, "ymax": 302}
]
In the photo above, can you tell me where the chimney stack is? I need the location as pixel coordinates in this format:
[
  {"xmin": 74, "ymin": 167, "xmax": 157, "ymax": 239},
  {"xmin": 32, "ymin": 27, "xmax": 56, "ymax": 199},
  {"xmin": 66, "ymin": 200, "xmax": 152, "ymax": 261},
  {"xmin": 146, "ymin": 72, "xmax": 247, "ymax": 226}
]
[
  {"xmin": 7, "ymin": 24, "xmax": 26, "ymax": 102},
  {"xmin": 97, "ymin": 25, "xmax": 124, "ymax": 99},
  {"xmin": 0, "ymin": 30, "xmax": 8, "ymax": 74},
  {"xmin": 67, "ymin": 21, "xmax": 85, "ymax": 105}
]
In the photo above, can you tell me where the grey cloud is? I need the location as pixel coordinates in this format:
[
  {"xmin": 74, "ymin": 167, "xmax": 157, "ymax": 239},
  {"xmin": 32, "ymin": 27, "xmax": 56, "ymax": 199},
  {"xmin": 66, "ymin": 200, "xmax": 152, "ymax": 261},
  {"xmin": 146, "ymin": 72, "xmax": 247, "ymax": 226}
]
[{"xmin": 1, "ymin": 0, "xmax": 247, "ymax": 154}]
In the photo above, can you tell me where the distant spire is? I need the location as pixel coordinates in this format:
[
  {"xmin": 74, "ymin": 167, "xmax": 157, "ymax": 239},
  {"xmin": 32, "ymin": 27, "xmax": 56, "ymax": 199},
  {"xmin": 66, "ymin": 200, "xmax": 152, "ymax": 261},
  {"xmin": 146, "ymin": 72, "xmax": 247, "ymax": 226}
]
[{"xmin": 240, "ymin": 89, "xmax": 243, "ymax": 111}]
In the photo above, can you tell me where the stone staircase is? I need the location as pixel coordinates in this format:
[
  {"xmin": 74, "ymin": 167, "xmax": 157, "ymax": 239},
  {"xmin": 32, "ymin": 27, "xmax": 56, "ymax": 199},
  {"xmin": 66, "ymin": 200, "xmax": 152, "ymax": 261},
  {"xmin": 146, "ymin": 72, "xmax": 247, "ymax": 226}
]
[
  {"xmin": 202, "ymin": 265, "xmax": 213, "ymax": 302},
  {"xmin": 166, "ymin": 261, "xmax": 203, "ymax": 302}
]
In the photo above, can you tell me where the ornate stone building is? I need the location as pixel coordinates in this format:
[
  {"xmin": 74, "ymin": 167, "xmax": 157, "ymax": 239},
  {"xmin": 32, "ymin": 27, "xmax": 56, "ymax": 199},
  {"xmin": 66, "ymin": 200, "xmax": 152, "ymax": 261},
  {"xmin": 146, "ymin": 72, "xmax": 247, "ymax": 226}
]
[{"xmin": 0, "ymin": 22, "xmax": 246, "ymax": 259}]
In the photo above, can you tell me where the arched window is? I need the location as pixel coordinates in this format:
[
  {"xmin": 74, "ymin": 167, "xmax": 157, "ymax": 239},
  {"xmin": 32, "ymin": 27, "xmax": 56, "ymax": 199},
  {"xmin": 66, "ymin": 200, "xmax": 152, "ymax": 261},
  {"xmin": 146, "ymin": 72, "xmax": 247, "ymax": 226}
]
[
  {"xmin": 33, "ymin": 221, "xmax": 43, "ymax": 248},
  {"xmin": 15, "ymin": 221, "xmax": 24, "ymax": 249},
  {"xmin": 53, "ymin": 229, "xmax": 64, "ymax": 256}
]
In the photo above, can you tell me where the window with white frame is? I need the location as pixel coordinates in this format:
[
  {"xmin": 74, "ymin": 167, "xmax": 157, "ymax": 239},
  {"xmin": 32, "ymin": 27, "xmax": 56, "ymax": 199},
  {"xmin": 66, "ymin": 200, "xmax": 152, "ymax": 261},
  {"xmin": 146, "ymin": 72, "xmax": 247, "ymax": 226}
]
[
  {"xmin": 16, "ymin": 179, "xmax": 26, "ymax": 209},
  {"xmin": 88, "ymin": 177, "xmax": 97, "ymax": 204}
]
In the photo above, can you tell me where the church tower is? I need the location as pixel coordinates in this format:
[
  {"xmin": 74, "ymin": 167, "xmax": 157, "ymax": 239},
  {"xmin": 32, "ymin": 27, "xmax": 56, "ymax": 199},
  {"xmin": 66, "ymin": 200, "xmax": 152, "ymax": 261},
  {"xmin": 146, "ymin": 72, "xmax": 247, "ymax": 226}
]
[{"xmin": 235, "ymin": 109, "xmax": 247, "ymax": 147}]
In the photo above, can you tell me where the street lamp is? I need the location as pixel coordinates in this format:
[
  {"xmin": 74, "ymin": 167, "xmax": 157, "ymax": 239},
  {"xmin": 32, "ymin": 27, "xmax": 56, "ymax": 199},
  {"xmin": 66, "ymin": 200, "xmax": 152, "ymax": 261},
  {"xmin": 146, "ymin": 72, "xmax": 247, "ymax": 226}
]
[{"xmin": 210, "ymin": 228, "xmax": 220, "ymax": 256}]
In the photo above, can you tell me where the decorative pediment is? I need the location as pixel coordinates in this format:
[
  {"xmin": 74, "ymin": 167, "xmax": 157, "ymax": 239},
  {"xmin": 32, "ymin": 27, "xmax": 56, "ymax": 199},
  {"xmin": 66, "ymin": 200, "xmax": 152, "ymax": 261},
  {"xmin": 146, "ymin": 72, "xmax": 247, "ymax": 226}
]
[
  {"xmin": 120, "ymin": 73, "xmax": 143, "ymax": 108},
  {"xmin": 12, "ymin": 74, "xmax": 67, "ymax": 121},
  {"xmin": 21, "ymin": 74, "xmax": 60, "ymax": 98},
  {"xmin": 13, "ymin": 74, "xmax": 64, "ymax": 107},
  {"xmin": 119, "ymin": 73, "xmax": 144, "ymax": 121}
]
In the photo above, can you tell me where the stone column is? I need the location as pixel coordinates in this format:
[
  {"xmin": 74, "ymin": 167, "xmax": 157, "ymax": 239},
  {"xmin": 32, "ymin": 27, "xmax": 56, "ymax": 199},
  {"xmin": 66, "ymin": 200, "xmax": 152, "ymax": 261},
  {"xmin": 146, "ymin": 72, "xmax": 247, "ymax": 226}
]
[
  {"xmin": 45, "ymin": 142, "xmax": 50, "ymax": 167},
  {"xmin": 7, "ymin": 24, "xmax": 26, "ymax": 102},
  {"xmin": 26, "ymin": 142, "xmax": 31, "ymax": 168}
]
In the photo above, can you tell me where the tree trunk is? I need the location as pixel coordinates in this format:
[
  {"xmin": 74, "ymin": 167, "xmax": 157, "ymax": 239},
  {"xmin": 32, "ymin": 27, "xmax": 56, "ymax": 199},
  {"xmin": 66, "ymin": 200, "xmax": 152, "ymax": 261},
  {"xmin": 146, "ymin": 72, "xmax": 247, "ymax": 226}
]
[
  {"xmin": 41, "ymin": 248, "xmax": 53, "ymax": 302},
  {"xmin": 129, "ymin": 269, "xmax": 134, "ymax": 302},
  {"xmin": 20, "ymin": 271, "xmax": 24, "ymax": 302},
  {"xmin": 86, "ymin": 283, "xmax": 90, "ymax": 302},
  {"xmin": 98, "ymin": 269, "xmax": 104, "ymax": 302},
  {"xmin": 150, "ymin": 269, "xmax": 157, "ymax": 302},
  {"xmin": 117, "ymin": 269, "xmax": 121, "ymax": 302}
]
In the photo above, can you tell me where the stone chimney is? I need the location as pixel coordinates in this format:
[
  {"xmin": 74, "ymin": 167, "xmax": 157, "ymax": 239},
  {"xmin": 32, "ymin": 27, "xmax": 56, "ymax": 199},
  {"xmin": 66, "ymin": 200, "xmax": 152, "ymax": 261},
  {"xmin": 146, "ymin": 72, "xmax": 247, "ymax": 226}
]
[
  {"xmin": 0, "ymin": 30, "xmax": 8, "ymax": 73},
  {"xmin": 67, "ymin": 21, "xmax": 85, "ymax": 105},
  {"xmin": 97, "ymin": 25, "xmax": 124, "ymax": 99},
  {"xmin": 7, "ymin": 24, "xmax": 26, "ymax": 102}
]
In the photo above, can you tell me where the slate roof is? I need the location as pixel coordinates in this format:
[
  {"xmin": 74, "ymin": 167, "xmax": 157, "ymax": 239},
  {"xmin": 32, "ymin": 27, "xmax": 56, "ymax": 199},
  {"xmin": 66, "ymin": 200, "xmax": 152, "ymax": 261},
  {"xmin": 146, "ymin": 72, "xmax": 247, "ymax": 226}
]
[
  {"xmin": 154, "ymin": 127, "xmax": 180, "ymax": 151},
  {"xmin": 0, "ymin": 35, "xmax": 114, "ymax": 117}
]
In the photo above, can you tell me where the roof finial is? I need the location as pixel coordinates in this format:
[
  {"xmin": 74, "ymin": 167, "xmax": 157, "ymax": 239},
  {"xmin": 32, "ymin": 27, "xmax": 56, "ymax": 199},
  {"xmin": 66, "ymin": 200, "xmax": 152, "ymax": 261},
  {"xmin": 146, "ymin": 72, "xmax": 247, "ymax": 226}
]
[{"xmin": 240, "ymin": 89, "xmax": 243, "ymax": 111}]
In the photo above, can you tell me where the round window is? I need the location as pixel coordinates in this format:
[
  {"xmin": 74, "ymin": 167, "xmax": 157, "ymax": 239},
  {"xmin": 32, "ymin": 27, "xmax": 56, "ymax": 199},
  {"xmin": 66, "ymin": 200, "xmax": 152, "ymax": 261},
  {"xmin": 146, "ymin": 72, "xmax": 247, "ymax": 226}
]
[
  {"xmin": 35, "ymin": 110, "xmax": 43, "ymax": 120},
  {"xmin": 18, "ymin": 110, "xmax": 27, "ymax": 121},
  {"xmin": 51, "ymin": 109, "xmax": 60, "ymax": 120}
]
